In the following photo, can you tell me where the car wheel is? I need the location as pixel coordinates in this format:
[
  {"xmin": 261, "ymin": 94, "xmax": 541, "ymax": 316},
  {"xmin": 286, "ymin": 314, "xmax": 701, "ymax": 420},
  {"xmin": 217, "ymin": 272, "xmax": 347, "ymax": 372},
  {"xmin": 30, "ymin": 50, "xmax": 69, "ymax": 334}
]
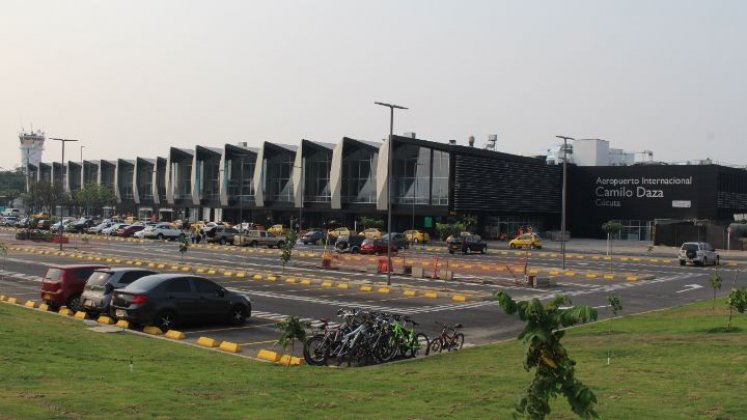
[
  {"xmin": 229, "ymin": 305, "xmax": 247, "ymax": 325},
  {"xmin": 448, "ymin": 249, "xmax": 454, "ymax": 254},
  {"xmin": 155, "ymin": 310, "xmax": 177, "ymax": 332},
  {"xmin": 250, "ymin": 241, "xmax": 258, "ymax": 247},
  {"xmin": 157, "ymin": 233, "xmax": 164, "ymax": 240},
  {"xmin": 66, "ymin": 294, "xmax": 82, "ymax": 312},
  {"xmin": 351, "ymin": 247, "xmax": 359, "ymax": 254},
  {"xmin": 702, "ymin": 257, "xmax": 707, "ymax": 266},
  {"xmin": 509, "ymin": 243, "xmax": 515, "ymax": 249},
  {"xmin": 481, "ymin": 247, "xmax": 486, "ymax": 254},
  {"xmin": 414, "ymin": 238, "xmax": 419, "ymax": 244},
  {"xmin": 219, "ymin": 237, "xmax": 226, "ymax": 245},
  {"xmin": 679, "ymin": 260, "xmax": 686, "ymax": 266}
]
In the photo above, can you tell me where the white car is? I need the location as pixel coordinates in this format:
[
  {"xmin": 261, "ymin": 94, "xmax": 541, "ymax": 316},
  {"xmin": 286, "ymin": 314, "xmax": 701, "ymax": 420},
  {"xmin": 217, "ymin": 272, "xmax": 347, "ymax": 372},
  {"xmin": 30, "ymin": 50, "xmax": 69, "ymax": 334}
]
[
  {"xmin": 142, "ymin": 223, "xmax": 184, "ymax": 240},
  {"xmin": 88, "ymin": 222, "xmax": 113, "ymax": 234},
  {"xmin": 102, "ymin": 223, "xmax": 128, "ymax": 236},
  {"xmin": 133, "ymin": 230, "xmax": 146, "ymax": 239},
  {"xmin": 678, "ymin": 242, "xmax": 720, "ymax": 266}
]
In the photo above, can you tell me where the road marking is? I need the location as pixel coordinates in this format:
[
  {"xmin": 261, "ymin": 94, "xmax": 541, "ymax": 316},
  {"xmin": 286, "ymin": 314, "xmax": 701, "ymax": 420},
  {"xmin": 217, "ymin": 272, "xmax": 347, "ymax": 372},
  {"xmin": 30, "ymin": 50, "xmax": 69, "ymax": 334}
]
[{"xmin": 676, "ymin": 284, "xmax": 703, "ymax": 294}]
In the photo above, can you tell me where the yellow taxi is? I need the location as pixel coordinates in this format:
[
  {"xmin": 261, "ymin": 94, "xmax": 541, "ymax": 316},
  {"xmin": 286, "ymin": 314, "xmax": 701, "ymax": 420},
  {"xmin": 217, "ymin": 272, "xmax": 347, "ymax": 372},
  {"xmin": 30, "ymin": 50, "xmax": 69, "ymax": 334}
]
[
  {"xmin": 508, "ymin": 233, "xmax": 543, "ymax": 249},
  {"xmin": 404, "ymin": 229, "xmax": 430, "ymax": 244},
  {"xmin": 268, "ymin": 224, "xmax": 289, "ymax": 236},
  {"xmin": 327, "ymin": 227, "xmax": 352, "ymax": 239},
  {"xmin": 359, "ymin": 228, "xmax": 383, "ymax": 239}
]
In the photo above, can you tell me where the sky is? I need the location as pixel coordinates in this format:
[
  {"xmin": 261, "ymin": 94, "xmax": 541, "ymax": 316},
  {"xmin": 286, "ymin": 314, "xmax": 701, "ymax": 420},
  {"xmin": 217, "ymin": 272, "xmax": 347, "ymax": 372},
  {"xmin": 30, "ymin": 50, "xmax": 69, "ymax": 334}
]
[{"xmin": 1, "ymin": 0, "xmax": 746, "ymax": 170}]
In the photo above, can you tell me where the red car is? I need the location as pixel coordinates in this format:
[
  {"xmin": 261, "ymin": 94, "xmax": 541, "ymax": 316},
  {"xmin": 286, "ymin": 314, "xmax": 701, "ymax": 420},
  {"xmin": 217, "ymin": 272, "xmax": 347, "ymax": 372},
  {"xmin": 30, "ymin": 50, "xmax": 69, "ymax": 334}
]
[
  {"xmin": 117, "ymin": 224, "xmax": 145, "ymax": 237},
  {"xmin": 40, "ymin": 264, "xmax": 109, "ymax": 312},
  {"xmin": 359, "ymin": 238, "xmax": 398, "ymax": 255}
]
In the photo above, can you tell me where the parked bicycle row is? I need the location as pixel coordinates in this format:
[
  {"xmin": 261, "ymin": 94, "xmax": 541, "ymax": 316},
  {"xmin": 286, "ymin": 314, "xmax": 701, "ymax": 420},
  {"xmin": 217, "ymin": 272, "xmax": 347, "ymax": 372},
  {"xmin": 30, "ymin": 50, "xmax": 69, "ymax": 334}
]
[{"xmin": 303, "ymin": 309, "xmax": 464, "ymax": 367}]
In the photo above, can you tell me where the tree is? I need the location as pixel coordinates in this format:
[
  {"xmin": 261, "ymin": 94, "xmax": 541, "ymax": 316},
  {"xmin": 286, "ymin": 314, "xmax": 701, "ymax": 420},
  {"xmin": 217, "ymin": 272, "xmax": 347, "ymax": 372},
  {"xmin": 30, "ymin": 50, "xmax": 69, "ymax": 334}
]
[
  {"xmin": 435, "ymin": 222, "xmax": 466, "ymax": 241},
  {"xmin": 279, "ymin": 230, "xmax": 297, "ymax": 274},
  {"xmin": 726, "ymin": 287, "xmax": 747, "ymax": 330},
  {"xmin": 276, "ymin": 315, "xmax": 310, "ymax": 366},
  {"xmin": 601, "ymin": 221, "xmax": 623, "ymax": 257},
  {"xmin": 710, "ymin": 273, "xmax": 723, "ymax": 310},
  {"xmin": 607, "ymin": 294, "xmax": 623, "ymax": 334},
  {"xmin": 359, "ymin": 216, "xmax": 384, "ymax": 230},
  {"xmin": 75, "ymin": 184, "xmax": 116, "ymax": 216},
  {"xmin": 496, "ymin": 291, "xmax": 599, "ymax": 419},
  {"xmin": 178, "ymin": 234, "xmax": 189, "ymax": 263}
]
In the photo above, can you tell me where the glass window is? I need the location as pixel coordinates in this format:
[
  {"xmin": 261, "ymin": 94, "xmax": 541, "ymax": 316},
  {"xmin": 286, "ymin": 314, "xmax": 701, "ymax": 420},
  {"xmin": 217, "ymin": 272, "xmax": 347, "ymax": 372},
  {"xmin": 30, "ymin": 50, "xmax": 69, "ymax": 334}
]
[
  {"xmin": 87, "ymin": 272, "xmax": 111, "ymax": 286},
  {"xmin": 194, "ymin": 279, "xmax": 221, "ymax": 294},
  {"xmin": 166, "ymin": 278, "xmax": 192, "ymax": 293}
]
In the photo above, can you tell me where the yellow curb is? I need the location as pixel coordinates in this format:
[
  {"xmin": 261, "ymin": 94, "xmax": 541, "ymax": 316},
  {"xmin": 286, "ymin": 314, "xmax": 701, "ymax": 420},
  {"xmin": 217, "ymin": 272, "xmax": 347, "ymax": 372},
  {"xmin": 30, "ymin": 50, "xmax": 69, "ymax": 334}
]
[
  {"xmin": 97, "ymin": 315, "xmax": 115, "ymax": 325},
  {"xmin": 257, "ymin": 350, "xmax": 281, "ymax": 362},
  {"xmin": 360, "ymin": 285, "xmax": 373, "ymax": 292},
  {"xmin": 337, "ymin": 283, "xmax": 350, "ymax": 289},
  {"xmin": 219, "ymin": 341, "xmax": 243, "ymax": 353},
  {"xmin": 197, "ymin": 336, "xmax": 220, "ymax": 347},
  {"xmin": 157, "ymin": 264, "xmax": 166, "ymax": 269},
  {"xmin": 126, "ymin": 260, "xmax": 134, "ymax": 264},
  {"xmin": 278, "ymin": 355, "xmax": 304, "ymax": 366},
  {"xmin": 727, "ymin": 262, "xmax": 738, "ymax": 267},
  {"xmin": 564, "ymin": 272, "xmax": 576, "ymax": 276},
  {"xmin": 165, "ymin": 330, "xmax": 186, "ymax": 340},
  {"xmin": 549, "ymin": 270, "xmax": 560, "ymax": 276},
  {"xmin": 603, "ymin": 256, "xmax": 612, "ymax": 261},
  {"xmin": 147, "ymin": 262, "xmax": 157, "ymax": 268},
  {"xmin": 300, "ymin": 279, "xmax": 312, "ymax": 285},
  {"xmin": 603, "ymin": 274, "xmax": 615, "ymax": 280},
  {"xmin": 620, "ymin": 257, "xmax": 629, "ymax": 262},
  {"xmin": 223, "ymin": 271, "xmax": 234, "ymax": 277},
  {"xmin": 592, "ymin": 256, "xmax": 601, "ymax": 260},
  {"xmin": 649, "ymin": 258, "xmax": 659, "ymax": 263},
  {"xmin": 115, "ymin": 320, "xmax": 130, "ymax": 329},
  {"xmin": 632, "ymin": 258, "xmax": 641, "ymax": 262},
  {"xmin": 266, "ymin": 276, "xmax": 278, "ymax": 282},
  {"xmin": 24, "ymin": 300, "xmax": 37, "ymax": 308},
  {"xmin": 181, "ymin": 266, "xmax": 192, "ymax": 272},
  {"xmin": 0, "ymin": 295, "xmax": 6, "ymax": 302},
  {"xmin": 528, "ymin": 269, "xmax": 540, "ymax": 274},
  {"xmin": 59, "ymin": 307, "xmax": 74, "ymax": 316},
  {"xmin": 207, "ymin": 269, "xmax": 217, "ymax": 275},
  {"xmin": 196, "ymin": 267, "xmax": 206, "ymax": 274},
  {"xmin": 626, "ymin": 276, "xmax": 639, "ymax": 282},
  {"xmin": 452, "ymin": 294, "xmax": 467, "ymax": 302},
  {"xmin": 143, "ymin": 326, "xmax": 163, "ymax": 335},
  {"xmin": 252, "ymin": 274, "xmax": 263, "ymax": 280},
  {"xmin": 38, "ymin": 304, "xmax": 49, "ymax": 311},
  {"xmin": 585, "ymin": 274, "xmax": 597, "ymax": 279},
  {"xmin": 235, "ymin": 272, "xmax": 246, "ymax": 278},
  {"xmin": 170, "ymin": 265, "xmax": 180, "ymax": 270},
  {"xmin": 285, "ymin": 277, "xmax": 297, "ymax": 284},
  {"xmin": 321, "ymin": 281, "xmax": 334, "ymax": 288},
  {"xmin": 74, "ymin": 311, "xmax": 88, "ymax": 320},
  {"xmin": 378, "ymin": 287, "xmax": 390, "ymax": 294},
  {"xmin": 403, "ymin": 289, "xmax": 417, "ymax": 297},
  {"xmin": 424, "ymin": 292, "xmax": 439, "ymax": 299}
]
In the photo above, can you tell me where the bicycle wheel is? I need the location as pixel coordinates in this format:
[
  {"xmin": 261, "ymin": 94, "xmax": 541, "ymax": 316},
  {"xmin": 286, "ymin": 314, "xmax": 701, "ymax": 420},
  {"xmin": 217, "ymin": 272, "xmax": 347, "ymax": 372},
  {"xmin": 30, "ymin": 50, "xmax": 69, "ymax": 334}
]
[
  {"xmin": 409, "ymin": 333, "xmax": 429, "ymax": 358},
  {"xmin": 448, "ymin": 333, "xmax": 465, "ymax": 351},
  {"xmin": 378, "ymin": 334, "xmax": 399, "ymax": 362},
  {"xmin": 303, "ymin": 335, "xmax": 329, "ymax": 366},
  {"xmin": 428, "ymin": 337, "xmax": 443, "ymax": 354}
]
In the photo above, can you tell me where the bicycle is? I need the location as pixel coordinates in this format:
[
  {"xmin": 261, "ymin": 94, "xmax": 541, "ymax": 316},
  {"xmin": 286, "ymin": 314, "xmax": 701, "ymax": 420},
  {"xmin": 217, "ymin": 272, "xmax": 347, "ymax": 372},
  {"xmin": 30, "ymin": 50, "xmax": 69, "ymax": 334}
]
[{"xmin": 428, "ymin": 322, "xmax": 464, "ymax": 354}]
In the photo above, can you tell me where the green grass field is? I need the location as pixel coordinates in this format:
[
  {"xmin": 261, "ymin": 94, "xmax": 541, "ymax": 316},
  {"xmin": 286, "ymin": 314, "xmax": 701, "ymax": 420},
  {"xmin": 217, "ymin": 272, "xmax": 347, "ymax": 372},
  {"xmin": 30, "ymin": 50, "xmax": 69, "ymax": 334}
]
[{"xmin": 1, "ymin": 299, "xmax": 746, "ymax": 419}]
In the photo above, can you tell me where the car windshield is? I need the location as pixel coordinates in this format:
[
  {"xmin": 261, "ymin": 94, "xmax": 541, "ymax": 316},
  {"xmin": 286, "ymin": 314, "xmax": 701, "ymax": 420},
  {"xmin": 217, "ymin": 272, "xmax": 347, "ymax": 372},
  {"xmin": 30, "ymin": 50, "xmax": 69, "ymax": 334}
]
[
  {"xmin": 45, "ymin": 268, "xmax": 63, "ymax": 281},
  {"xmin": 87, "ymin": 271, "xmax": 113, "ymax": 286}
]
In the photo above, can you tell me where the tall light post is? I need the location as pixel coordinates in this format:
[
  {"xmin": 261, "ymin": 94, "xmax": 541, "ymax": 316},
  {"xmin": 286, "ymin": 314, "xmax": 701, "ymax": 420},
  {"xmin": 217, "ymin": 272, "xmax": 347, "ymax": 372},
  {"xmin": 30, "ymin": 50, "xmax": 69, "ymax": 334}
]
[
  {"xmin": 411, "ymin": 162, "xmax": 423, "ymax": 240},
  {"xmin": 555, "ymin": 135, "xmax": 574, "ymax": 269},
  {"xmin": 80, "ymin": 145, "xmax": 85, "ymax": 164},
  {"xmin": 50, "ymin": 137, "xmax": 79, "ymax": 251},
  {"xmin": 375, "ymin": 101, "xmax": 408, "ymax": 286}
]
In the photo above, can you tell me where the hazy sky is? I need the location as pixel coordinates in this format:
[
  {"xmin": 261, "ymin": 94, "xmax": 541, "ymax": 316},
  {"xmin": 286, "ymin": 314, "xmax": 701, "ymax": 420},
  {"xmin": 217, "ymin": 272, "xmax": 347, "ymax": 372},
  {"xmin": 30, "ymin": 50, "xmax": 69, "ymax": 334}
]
[{"xmin": 2, "ymin": 0, "xmax": 745, "ymax": 170}]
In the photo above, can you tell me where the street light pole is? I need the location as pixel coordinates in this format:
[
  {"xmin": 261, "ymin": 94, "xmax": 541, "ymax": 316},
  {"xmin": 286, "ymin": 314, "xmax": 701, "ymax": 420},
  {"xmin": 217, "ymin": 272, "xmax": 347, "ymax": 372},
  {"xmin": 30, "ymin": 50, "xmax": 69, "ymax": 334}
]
[
  {"xmin": 375, "ymin": 101, "xmax": 408, "ymax": 286},
  {"xmin": 50, "ymin": 137, "xmax": 79, "ymax": 251},
  {"xmin": 555, "ymin": 135, "xmax": 574, "ymax": 270},
  {"xmin": 411, "ymin": 162, "xmax": 423, "ymax": 240}
]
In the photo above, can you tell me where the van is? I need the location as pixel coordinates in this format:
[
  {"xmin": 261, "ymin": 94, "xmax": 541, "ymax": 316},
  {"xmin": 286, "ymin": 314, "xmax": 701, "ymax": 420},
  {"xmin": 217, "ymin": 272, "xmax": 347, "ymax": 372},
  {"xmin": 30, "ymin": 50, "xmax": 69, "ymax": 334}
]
[{"xmin": 40, "ymin": 264, "xmax": 109, "ymax": 311}]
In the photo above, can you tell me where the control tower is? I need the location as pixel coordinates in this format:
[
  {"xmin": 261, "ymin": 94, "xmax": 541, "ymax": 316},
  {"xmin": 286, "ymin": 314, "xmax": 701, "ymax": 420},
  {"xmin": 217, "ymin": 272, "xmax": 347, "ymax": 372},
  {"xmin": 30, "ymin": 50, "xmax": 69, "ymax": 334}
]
[{"xmin": 19, "ymin": 129, "xmax": 45, "ymax": 168}]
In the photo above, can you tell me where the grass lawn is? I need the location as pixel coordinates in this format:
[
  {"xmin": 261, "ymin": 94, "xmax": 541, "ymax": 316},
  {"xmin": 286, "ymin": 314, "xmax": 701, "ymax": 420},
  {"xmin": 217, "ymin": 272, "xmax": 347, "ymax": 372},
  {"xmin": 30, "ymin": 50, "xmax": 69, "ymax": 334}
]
[{"xmin": 1, "ymin": 299, "xmax": 746, "ymax": 419}]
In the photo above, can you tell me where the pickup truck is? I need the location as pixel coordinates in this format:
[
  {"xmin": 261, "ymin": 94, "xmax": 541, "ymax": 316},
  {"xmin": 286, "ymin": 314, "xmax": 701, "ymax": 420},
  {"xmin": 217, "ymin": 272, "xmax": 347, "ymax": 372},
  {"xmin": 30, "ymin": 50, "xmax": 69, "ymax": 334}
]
[{"xmin": 234, "ymin": 230, "xmax": 287, "ymax": 248}]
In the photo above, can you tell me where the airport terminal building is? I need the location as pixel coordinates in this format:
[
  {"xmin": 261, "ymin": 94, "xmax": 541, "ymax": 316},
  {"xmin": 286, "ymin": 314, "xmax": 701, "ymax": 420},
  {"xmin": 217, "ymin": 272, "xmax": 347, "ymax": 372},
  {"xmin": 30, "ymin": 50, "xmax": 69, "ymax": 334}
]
[{"xmin": 25, "ymin": 134, "xmax": 747, "ymax": 244}]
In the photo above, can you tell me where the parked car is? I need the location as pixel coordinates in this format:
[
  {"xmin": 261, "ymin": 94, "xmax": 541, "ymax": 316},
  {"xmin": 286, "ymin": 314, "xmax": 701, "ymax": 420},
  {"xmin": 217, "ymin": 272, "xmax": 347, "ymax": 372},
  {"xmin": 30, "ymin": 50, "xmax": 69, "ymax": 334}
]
[
  {"xmin": 81, "ymin": 268, "xmax": 158, "ymax": 316},
  {"xmin": 508, "ymin": 233, "xmax": 543, "ymax": 249},
  {"xmin": 404, "ymin": 229, "xmax": 430, "ymax": 244},
  {"xmin": 133, "ymin": 229, "xmax": 146, "ymax": 239},
  {"xmin": 2, "ymin": 216, "xmax": 19, "ymax": 226},
  {"xmin": 40, "ymin": 264, "xmax": 109, "ymax": 311},
  {"xmin": 360, "ymin": 228, "xmax": 384, "ymax": 239},
  {"xmin": 234, "ymin": 229, "xmax": 286, "ymax": 248},
  {"xmin": 51, "ymin": 218, "xmax": 75, "ymax": 231},
  {"xmin": 678, "ymin": 242, "xmax": 719, "ymax": 266},
  {"xmin": 117, "ymin": 224, "xmax": 145, "ymax": 237},
  {"xmin": 142, "ymin": 223, "xmax": 184, "ymax": 240},
  {"xmin": 204, "ymin": 225, "xmax": 239, "ymax": 245},
  {"xmin": 110, "ymin": 274, "xmax": 251, "ymax": 331},
  {"xmin": 448, "ymin": 234, "xmax": 488, "ymax": 254},
  {"xmin": 102, "ymin": 223, "xmax": 128, "ymax": 236},
  {"xmin": 382, "ymin": 232, "xmax": 409, "ymax": 250},
  {"xmin": 360, "ymin": 238, "xmax": 398, "ymax": 255},
  {"xmin": 267, "ymin": 224, "xmax": 288, "ymax": 236},
  {"xmin": 334, "ymin": 235, "xmax": 366, "ymax": 254},
  {"xmin": 67, "ymin": 218, "xmax": 97, "ymax": 233},
  {"xmin": 88, "ymin": 222, "xmax": 113, "ymax": 234},
  {"xmin": 301, "ymin": 229, "xmax": 325, "ymax": 245},
  {"xmin": 36, "ymin": 219, "xmax": 52, "ymax": 230}
]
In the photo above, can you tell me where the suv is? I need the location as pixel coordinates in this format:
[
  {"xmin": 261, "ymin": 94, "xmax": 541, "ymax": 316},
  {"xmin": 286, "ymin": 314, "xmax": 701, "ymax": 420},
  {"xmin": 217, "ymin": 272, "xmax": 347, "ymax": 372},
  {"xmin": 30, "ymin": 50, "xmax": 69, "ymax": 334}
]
[
  {"xmin": 234, "ymin": 229, "xmax": 286, "ymax": 248},
  {"xmin": 678, "ymin": 242, "xmax": 719, "ymax": 266},
  {"xmin": 448, "ymin": 234, "xmax": 488, "ymax": 254},
  {"xmin": 40, "ymin": 264, "xmax": 109, "ymax": 311},
  {"xmin": 81, "ymin": 268, "xmax": 158, "ymax": 316},
  {"xmin": 335, "ymin": 235, "xmax": 366, "ymax": 253},
  {"xmin": 203, "ymin": 225, "xmax": 239, "ymax": 245}
]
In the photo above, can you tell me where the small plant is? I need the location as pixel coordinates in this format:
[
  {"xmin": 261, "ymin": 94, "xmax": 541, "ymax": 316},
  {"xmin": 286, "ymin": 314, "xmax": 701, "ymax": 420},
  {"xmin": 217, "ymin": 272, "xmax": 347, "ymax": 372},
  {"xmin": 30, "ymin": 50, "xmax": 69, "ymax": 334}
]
[
  {"xmin": 496, "ymin": 291, "xmax": 599, "ymax": 419},
  {"xmin": 276, "ymin": 315, "xmax": 310, "ymax": 366},
  {"xmin": 0, "ymin": 242, "xmax": 7, "ymax": 273},
  {"xmin": 601, "ymin": 221, "xmax": 623, "ymax": 257},
  {"xmin": 178, "ymin": 234, "xmax": 189, "ymax": 263},
  {"xmin": 608, "ymin": 294, "xmax": 623, "ymax": 334},
  {"xmin": 279, "ymin": 230, "xmax": 297, "ymax": 274},
  {"xmin": 726, "ymin": 287, "xmax": 747, "ymax": 330},
  {"xmin": 710, "ymin": 273, "xmax": 723, "ymax": 310}
]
